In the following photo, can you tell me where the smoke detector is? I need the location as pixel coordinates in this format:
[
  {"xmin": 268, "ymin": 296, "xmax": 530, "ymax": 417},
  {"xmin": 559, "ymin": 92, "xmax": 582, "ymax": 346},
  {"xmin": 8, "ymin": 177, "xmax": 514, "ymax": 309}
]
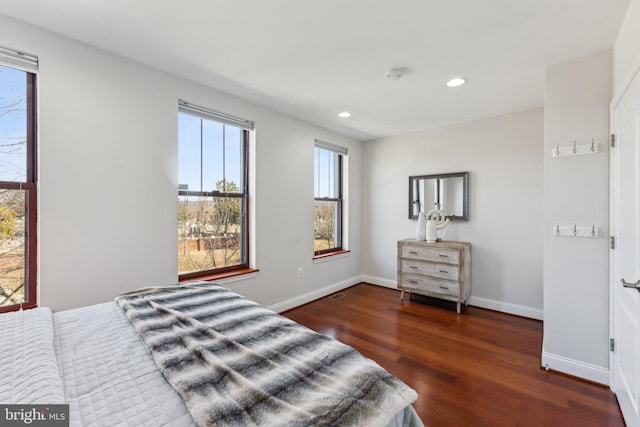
[{"xmin": 385, "ymin": 67, "xmax": 409, "ymax": 80}]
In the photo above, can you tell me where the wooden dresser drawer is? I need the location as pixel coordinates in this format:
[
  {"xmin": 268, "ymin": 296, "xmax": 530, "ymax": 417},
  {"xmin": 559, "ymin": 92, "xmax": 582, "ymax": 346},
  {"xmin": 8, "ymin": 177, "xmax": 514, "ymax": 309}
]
[
  {"xmin": 401, "ymin": 274, "xmax": 460, "ymax": 297},
  {"xmin": 401, "ymin": 245, "xmax": 460, "ymax": 264},
  {"xmin": 400, "ymin": 259, "xmax": 459, "ymax": 281}
]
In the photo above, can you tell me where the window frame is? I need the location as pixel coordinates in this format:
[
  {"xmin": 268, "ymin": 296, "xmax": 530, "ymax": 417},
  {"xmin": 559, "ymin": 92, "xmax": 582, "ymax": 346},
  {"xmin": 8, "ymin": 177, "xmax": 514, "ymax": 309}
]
[
  {"xmin": 314, "ymin": 145, "xmax": 344, "ymax": 257},
  {"xmin": 0, "ymin": 70, "xmax": 37, "ymax": 313},
  {"xmin": 177, "ymin": 110, "xmax": 251, "ymax": 281}
]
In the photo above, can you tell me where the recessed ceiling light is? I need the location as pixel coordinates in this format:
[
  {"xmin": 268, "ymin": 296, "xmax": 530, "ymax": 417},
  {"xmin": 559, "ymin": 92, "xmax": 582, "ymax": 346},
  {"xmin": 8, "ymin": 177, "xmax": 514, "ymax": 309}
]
[
  {"xmin": 337, "ymin": 111, "xmax": 351, "ymax": 118},
  {"xmin": 446, "ymin": 77, "xmax": 467, "ymax": 88}
]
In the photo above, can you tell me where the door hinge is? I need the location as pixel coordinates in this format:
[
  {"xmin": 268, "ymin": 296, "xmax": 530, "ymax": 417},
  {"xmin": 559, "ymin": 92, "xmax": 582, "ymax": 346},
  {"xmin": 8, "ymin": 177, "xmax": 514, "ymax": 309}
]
[
  {"xmin": 611, "ymin": 134, "xmax": 615, "ymax": 147},
  {"xmin": 610, "ymin": 338, "xmax": 615, "ymax": 352},
  {"xmin": 610, "ymin": 236, "xmax": 615, "ymax": 249}
]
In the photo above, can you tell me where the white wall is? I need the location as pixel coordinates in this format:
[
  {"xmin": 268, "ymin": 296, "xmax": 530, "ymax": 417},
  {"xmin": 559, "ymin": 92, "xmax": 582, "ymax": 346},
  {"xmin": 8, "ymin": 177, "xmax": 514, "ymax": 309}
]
[
  {"xmin": 542, "ymin": 50, "xmax": 612, "ymax": 384},
  {"xmin": 0, "ymin": 14, "xmax": 363, "ymax": 311},
  {"xmin": 614, "ymin": 0, "xmax": 640, "ymax": 96},
  {"xmin": 362, "ymin": 108, "xmax": 544, "ymax": 319}
]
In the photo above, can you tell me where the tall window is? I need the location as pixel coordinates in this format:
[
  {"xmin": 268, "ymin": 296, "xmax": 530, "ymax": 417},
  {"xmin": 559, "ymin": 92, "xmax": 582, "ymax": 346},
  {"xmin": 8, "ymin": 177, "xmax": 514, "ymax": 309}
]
[
  {"xmin": 314, "ymin": 140, "xmax": 346, "ymax": 256},
  {"xmin": 0, "ymin": 48, "xmax": 38, "ymax": 313},
  {"xmin": 178, "ymin": 100, "xmax": 252, "ymax": 279}
]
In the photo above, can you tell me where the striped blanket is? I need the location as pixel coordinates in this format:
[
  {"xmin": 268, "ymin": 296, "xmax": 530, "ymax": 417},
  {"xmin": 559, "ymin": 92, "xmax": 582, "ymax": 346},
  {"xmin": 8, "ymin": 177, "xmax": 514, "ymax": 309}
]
[{"xmin": 115, "ymin": 282, "xmax": 417, "ymax": 427}]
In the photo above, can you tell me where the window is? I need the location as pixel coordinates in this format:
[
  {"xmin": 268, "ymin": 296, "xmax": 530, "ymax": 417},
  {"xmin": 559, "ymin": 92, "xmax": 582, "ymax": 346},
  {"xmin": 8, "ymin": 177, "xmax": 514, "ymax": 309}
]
[
  {"xmin": 178, "ymin": 100, "xmax": 252, "ymax": 279},
  {"xmin": 0, "ymin": 47, "xmax": 38, "ymax": 313},
  {"xmin": 314, "ymin": 140, "xmax": 346, "ymax": 256}
]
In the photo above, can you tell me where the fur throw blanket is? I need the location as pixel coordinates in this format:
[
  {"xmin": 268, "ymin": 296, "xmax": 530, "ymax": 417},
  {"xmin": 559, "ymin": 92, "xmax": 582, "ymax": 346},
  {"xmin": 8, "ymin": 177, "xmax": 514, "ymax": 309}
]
[{"xmin": 115, "ymin": 282, "xmax": 417, "ymax": 427}]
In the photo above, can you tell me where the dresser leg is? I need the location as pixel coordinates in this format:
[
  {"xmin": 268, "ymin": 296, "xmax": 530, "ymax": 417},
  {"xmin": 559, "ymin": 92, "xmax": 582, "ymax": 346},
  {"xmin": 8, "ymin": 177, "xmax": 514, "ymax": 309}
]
[
  {"xmin": 400, "ymin": 289, "xmax": 405, "ymax": 300},
  {"xmin": 456, "ymin": 302, "xmax": 461, "ymax": 314}
]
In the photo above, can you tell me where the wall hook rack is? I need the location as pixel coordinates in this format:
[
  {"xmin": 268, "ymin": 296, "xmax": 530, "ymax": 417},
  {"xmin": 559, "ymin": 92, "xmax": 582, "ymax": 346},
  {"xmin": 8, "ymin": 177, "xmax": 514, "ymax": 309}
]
[
  {"xmin": 552, "ymin": 139, "xmax": 599, "ymax": 158},
  {"xmin": 553, "ymin": 223, "xmax": 599, "ymax": 238}
]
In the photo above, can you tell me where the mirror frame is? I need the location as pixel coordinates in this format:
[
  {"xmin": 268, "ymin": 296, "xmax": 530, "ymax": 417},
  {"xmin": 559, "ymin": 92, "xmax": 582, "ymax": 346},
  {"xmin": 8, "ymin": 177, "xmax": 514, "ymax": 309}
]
[{"xmin": 408, "ymin": 171, "xmax": 469, "ymax": 221}]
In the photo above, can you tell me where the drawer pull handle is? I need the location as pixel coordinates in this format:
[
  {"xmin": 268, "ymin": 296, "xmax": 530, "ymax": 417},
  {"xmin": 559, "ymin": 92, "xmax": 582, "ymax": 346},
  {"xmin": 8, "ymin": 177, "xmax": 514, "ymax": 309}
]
[
  {"xmin": 409, "ymin": 265, "xmax": 418, "ymax": 269},
  {"xmin": 439, "ymin": 285, "xmax": 449, "ymax": 290},
  {"xmin": 439, "ymin": 254, "xmax": 449, "ymax": 258},
  {"xmin": 408, "ymin": 280, "xmax": 418, "ymax": 284},
  {"xmin": 409, "ymin": 251, "xmax": 418, "ymax": 255},
  {"xmin": 439, "ymin": 270, "xmax": 449, "ymax": 273}
]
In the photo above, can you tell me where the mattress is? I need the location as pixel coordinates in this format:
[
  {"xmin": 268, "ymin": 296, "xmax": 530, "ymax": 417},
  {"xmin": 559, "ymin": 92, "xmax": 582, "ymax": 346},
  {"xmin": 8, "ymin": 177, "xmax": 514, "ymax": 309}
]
[{"xmin": 0, "ymin": 293, "xmax": 423, "ymax": 426}]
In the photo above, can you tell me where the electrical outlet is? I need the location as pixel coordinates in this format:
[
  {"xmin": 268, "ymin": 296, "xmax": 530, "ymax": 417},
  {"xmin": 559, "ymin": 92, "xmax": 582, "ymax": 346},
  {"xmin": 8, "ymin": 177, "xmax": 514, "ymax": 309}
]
[{"xmin": 297, "ymin": 267, "xmax": 303, "ymax": 278}]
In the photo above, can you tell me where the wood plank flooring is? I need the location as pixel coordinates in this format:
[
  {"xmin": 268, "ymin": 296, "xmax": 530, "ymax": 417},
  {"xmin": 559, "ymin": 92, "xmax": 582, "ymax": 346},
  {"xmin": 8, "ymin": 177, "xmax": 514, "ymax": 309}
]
[{"xmin": 282, "ymin": 283, "xmax": 625, "ymax": 427}]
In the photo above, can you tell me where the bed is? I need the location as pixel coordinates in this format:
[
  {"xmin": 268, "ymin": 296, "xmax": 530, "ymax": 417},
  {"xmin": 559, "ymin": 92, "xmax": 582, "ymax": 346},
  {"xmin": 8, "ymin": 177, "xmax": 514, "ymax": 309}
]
[{"xmin": 1, "ymin": 282, "xmax": 423, "ymax": 426}]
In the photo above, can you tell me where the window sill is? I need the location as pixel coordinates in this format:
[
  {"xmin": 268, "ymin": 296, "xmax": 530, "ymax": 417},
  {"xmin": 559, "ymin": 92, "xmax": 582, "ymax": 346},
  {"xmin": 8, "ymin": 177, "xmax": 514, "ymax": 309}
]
[
  {"xmin": 0, "ymin": 302, "xmax": 38, "ymax": 314},
  {"xmin": 179, "ymin": 268, "xmax": 259, "ymax": 284},
  {"xmin": 313, "ymin": 249, "xmax": 351, "ymax": 263}
]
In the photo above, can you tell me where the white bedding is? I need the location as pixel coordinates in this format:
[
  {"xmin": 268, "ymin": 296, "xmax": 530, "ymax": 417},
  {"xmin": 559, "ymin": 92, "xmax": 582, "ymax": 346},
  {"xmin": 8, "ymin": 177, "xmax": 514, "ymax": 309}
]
[
  {"xmin": 0, "ymin": 307, "xmax": 65, "ymax": 405},
  {"xmin": 1, "ymin": 299, "xmax": 422, "ymax": 426},
  {"xmin": 52, "ymin": 302, "xmax": 195, "ymax": 427}
]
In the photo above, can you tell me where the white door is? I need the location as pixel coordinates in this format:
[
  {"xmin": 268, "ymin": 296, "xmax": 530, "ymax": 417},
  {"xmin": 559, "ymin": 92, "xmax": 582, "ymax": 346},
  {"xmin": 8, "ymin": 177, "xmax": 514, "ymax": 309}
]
[{"xmin": 612, "ymin": 69, "xmax": 640, "ymax": 427}]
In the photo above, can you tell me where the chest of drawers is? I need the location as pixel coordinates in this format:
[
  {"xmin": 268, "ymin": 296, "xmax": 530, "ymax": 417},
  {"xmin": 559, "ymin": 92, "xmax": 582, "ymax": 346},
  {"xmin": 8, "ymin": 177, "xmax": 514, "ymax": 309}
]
[{"xmin": 397, "ymin": 239, "xmax": 471, "ymax": 313}]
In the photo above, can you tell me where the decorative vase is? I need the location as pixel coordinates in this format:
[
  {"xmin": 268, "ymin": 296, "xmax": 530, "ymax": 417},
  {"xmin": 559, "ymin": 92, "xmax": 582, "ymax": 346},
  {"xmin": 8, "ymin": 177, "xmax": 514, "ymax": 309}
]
[
  {"xmin": 415, "ymin": 212, "xmax": 427, "ymax": 241},
  {"xmin": 426, "ymin": 220, "xmax": 438, "ymax": 243},
  {"xmin": 425, "ymin": 209, "xmax": 450, "ymax": 242}
]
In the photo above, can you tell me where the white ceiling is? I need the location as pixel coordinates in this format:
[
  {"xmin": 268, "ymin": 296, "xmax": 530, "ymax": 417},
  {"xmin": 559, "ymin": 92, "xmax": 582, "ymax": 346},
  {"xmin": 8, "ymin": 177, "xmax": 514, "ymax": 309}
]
[{"xmin": 0, "ymin": 0, "xmax": 631, "ymax": 140}]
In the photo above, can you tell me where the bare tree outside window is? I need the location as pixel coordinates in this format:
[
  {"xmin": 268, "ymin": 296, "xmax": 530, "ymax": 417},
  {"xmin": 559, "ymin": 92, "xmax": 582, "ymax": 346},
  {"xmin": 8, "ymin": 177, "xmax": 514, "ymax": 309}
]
[
  {"xmin": 0, "ymin": 63, "xmax": 36, "ymax": 310},
  {"xmin": 0, "ymin": 70, "xmax": 26, "ymax": 182},
  {"xmin": 178, "ymin": 180, "xmax": 245, "ymax": 274},
  {"xmin": 0, "ymin": 190, "xmax": 25, "ymax": 306},
  {"xmin": 314, "ymin": 201, "xmax": 336, "ymax": 251}
]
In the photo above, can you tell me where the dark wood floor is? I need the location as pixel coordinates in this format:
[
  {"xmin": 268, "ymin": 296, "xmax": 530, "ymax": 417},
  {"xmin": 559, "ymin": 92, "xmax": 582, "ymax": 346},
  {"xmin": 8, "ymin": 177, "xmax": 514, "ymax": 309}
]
[{"xmin": 282, "ymin": 283, "xmax": 625, "ymax": 427}]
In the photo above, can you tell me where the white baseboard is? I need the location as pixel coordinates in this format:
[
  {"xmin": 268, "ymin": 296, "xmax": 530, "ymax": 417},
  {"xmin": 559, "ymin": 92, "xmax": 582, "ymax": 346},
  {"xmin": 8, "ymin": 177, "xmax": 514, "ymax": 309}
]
[
  {"xmin": 266, "ymin": 276, "xmax": 361, "ymax": 313},
  {"xmin": 361, "ymin": 276, "xmax": 543, "ymax": 321},
  {"xmin": 360, "ymin": 275, "xmax": 397, "ymax": 289},
  {"xmin": 468, "ymin": 296, "xmax": 543, "ymax": 321},
  {"xmin": 541, "ymin": 350, "xmax": 610, "ymax": 386},
  {"xmin": 271, "ymin": 273, "xmax": 543, "ymax": 322}
]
